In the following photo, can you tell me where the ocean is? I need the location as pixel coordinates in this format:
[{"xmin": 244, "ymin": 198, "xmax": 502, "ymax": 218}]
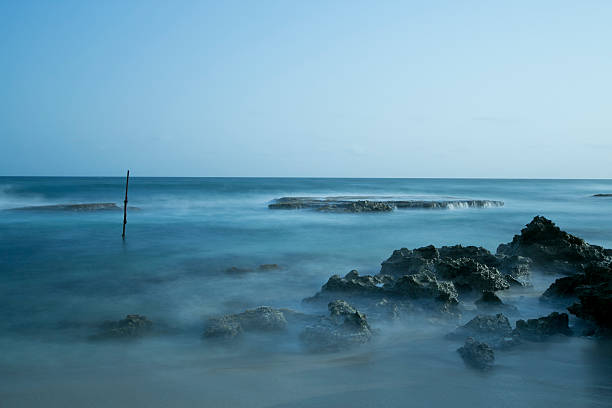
[{"xmin": 1, "ymin": 177, "xmax": 611, "ymax": 407}]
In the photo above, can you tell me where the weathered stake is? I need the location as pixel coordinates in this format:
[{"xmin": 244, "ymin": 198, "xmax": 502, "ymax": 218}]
[{"xmin": 122, "ymin": 170, "xmax": 130, "ymax": 239}]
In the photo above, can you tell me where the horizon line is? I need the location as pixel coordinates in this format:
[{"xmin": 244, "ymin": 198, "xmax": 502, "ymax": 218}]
[{"xmin": 1, "ymin": 175, "xmax": 612, "ymax": 181}]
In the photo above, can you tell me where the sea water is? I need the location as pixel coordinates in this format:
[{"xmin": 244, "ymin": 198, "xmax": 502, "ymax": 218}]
[{"xmin": 1, "ymin": 177, "xmax": 611, "ymax": 407}]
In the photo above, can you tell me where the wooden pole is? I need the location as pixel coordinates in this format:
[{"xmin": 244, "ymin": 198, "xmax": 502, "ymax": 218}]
[{"xmin": 122, "ymin": 170, "xmax": 129, "ymax": 239}]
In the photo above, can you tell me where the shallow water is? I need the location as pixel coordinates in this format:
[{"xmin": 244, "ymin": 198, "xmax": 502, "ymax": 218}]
[{"xmin": 1, "ymin": 177, "xmax": 612, "ymax": 407}]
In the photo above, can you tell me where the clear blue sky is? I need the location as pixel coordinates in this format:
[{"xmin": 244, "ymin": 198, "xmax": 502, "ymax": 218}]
[{"xmin": 1, "ymin": 0, "xmax": 611, "ymax": 177}]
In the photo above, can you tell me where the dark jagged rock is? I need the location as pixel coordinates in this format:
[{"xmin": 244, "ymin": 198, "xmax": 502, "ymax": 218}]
[
  {"xmin": 514, "ymin": 312, "xmax": 572, "ymax": 341},
  {"xmin": 203, "ymin": 306, "xmax": 287, "ymax": 340},
  {"xmin": 497, "ymin": 255, "xmax": 532, "ymax": 286},
  {"xmin": 305, "ymin": 270, "xmax": 452, "ymax": 318},
  {"xmin": 319, "ymin": 270, "xmax": 386, "ymax": 296},
  {"xmin": 379, "ymin": 246, "xmax": 438, "ymax": 278},
  {"xmin": 449, "ymin": 313, "xmax": 513, "ymax": 338},
  {"xmin": 475, "ymin": 291, "xmax": 503, "ymax": 307},
  {"xmin": 389, "ymin": 272, "xmax": 458, "ymax": 305},
  {"xmin": 91, "ymin": 314, "xmax": 153, "ymax": 340},
  {"xmin": 567, "ymin": 262, "xmax": 612, "ymax": 328},
  {"xmin": 380, "ymin": 244, "xmax": 527, "ymax": 290},
  {"xmin": 435, "ymin": 258, "xmax": 510, "ymax": 293},
  {"xmin": 328, "ymin": 299, "xmax": 357, "ymax": 318},
  {"xmin": 447, "ymin": 313, "xmax": 517, "ymax": 349},
  {"xmin": 474, "ymin": 291, "xmax": 518, "ymax": 314},
  {"xmin": 458, "ymin": 337, "xmax": 495, "ymax": 370},
  {"xmin": 300, "ymin": 301, "xmax": 373, "ymax": 352},
  {"xmin": 439, "ymin": 245, "xmax": 499, "ymax": 266},
  {"xmin": 497, "ymin": 216, "xmax": 609, "ymax": 275},
  {"xmin": 541, "ymin": 275, "xmax": 586, "ymax": 300}
]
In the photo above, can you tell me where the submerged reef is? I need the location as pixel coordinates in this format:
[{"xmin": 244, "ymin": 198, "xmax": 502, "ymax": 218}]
[{"xmin": 268, "ymin": 196, "xmax": 504, "ymax": 212}]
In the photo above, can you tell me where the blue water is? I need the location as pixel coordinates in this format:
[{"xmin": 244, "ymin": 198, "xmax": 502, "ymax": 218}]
[{"xmin": 1, "ymin": 177, "xmax": 612, "ymax": 407}]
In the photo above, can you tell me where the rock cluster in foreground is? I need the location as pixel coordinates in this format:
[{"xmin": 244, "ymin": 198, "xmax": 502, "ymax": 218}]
[{"xmin": 90, "ymin": 216, "xmax": 612, "ymax": 372}]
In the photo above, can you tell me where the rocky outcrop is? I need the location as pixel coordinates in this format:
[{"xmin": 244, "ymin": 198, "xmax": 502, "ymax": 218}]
[
  {"xmin": 497, "ymin": 255, "xmax": 532, "ymax": 286},
  {"xmin": 318, "ymin": 270, "xmax": 387, "ymax": 297},
  {"xmin": 475, "ymin": 291, "xmax": 503, "ymax": 308},
  {"xmin": 458, "ymin": 314, "xmax": 512, "ymax": 336},
  {"xmin": 268, "ymin": 196, "xmax": 504, "ymax": 212},
  {"xmin": 447, "ymin": 313, "xmax": 516, "ymax": 349},
  {"xmin": 513, "ymin": 312, "xmax": 572, "ymax": 341},
  {"xmin": 258, "ymin": 264, "xmax": 280, "ymax": 271},
  {"xmin": 9, "ymin": 203, "xmax": 128, "ymax": 212},
  {"xmin": 203, "ymin": 306, "xmax": 287, "ymax": 340},
  {"xmin": 388, "ymin": 272, "xmax": 458, "ymax": 305},
  {"xmin": 458, "ymin": 337, "xmax": 495, "ymax": 370},
  {"xmin": 379, "ymin": 246, "xmax": 439, "ymax": 277},
  {"xmin": 91, "ymin": 314, "xmax": 153, "ymax": 340},
  {"xmin": 306, "ymin": 270, "xmax": 456, "ymax": 317},
  {"xmin": 539, "ymin": 261, "xmax": 612, "ymax": 330},
  {"xmin": 541, "ymin": 275, "xmax": 586, "ymax": 300},
  {"xmin": 203, "ymin": 315, "xmax": 243, "ymax": 339},
  {"xmin": 380, "ymin": 245, "xmax": 516, "ymax": 292},
  {"xmin": 435, "ymin": 258, "xmax": 510, "ymax": 292},
  {"xmin": 497, "ymin": 216, "xmax": 609, "ymax": 275},
  {"xmin": 318, "ymin": 200, "xmax": 393, "ymax": 213},
  {"xmin": 567, "ymin": 262, "xmax": 612, "ymax": 329},
  {"xmin": 300, "ymin": 301, "xmax": 373, "ymax": 352}
]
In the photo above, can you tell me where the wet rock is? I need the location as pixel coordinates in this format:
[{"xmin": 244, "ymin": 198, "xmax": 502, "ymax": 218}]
[
  {"xmin": 435, "ymin": 258, "xmax": 510, "ymax": 293},
  {"xmin": 541, "ymin": 275, "xmax": 586, "ymax": 300},
  {"xmin": 389, "ymin": 272, "xmax": 458, "ymax": 305},
  {"xmin": 318, "ymin": 200, "xmax": 393, "ymax": 213},
  {"xmin": 458, "ymin": 337, "xmax": 495, "ymax": 370},
  {"xmin": 203, "ymin": 306, "xmax": 287, "ymax": 340},
  {"xmin": 92, "ymin": 314, "xmax": 153, "ymax": 340},
  {"xmin": 237, "ymin": 306, "xmax": 288, "ymax": 331},
  {"xmin": 438, "ymin": 245, "xmax": 499, "ymax": 266},
  {"xmin": 475, "ymin": 291, "xmax": 518, "ymax": 313},
  {"xmin": 300, "ymin": 301, "xmax": 373, "ymax": 352},
  {"xmin": 497, "ymin": 255, "xmax": 532, "ymax": 286},
  {"xmin": 514, "ymin": 312, "xmax": 572, "ymax": 341},
  {"xmin": 379, "ymin": 246, "xmax": 438, "ymax": 278},
  {"xmin": 380, "ymin": 244, "xmax": 526, "ymax": 290},
  {"xmin": 9, "ymin": 203, "xmax": 123, "ymax": 212},
  {"xmin": 448, "ymin": 313, "xmax": 517, "ymax": 349},
  {"xmin": 203, "ymin": 316, "xmax": 244, "ymax": 339},
  {"xmin": 475, "ymin": 291, "xmax": 503, "ymax": 307},
  {"xmin": 268, "ymin": 196, "xmax": 503, "ymax": 212},
  {"xmin": 328, "ymin": 299, "xmax": 357, "ymax": 317},
  {"xmin": 497, "ymin": 216, "xmax": 609, "ymax": 275},
  {"xmin": 567, "ymin": 262, "xmax": 612, "ymax": 329},
  {"xmin": 450, "ymin": 313, "xmax": 513, "ymax": 338},
  {"xmin": 258, "ymin": 264, "xmax": 280, "ymax": 271},
  {"xmin": 320, "ymin": 270, "xmax": 386, "ymax": 296}
]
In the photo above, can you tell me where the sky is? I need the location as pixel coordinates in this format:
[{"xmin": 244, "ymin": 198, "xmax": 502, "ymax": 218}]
[{"xmin": 1, "ymin": 0, "xmax": 611, "ymax": 178}]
